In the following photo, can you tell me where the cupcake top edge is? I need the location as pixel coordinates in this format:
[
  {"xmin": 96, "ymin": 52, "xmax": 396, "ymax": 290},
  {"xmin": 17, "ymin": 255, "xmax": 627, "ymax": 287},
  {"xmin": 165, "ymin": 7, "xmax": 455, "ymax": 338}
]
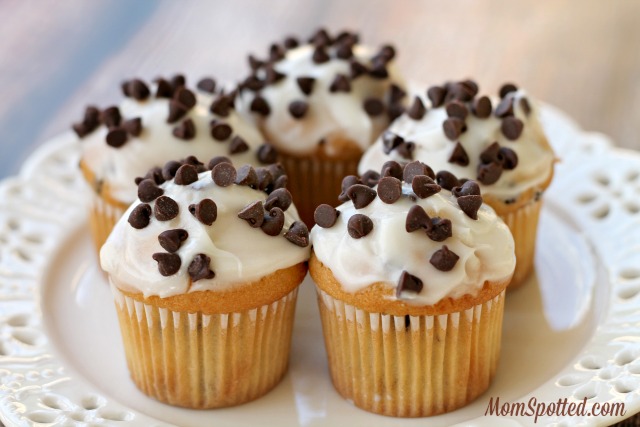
[
  {"xmin": 310, "ymin": 160, "xmax": 516, "ymax": 306},
  {"xmin": 235, "ymin": 28, "xmax": 407, "ymax": 158},
  {"xmin": 358, "ymin": 80, "xmax": 556, "ymax": 202},
  {"xmin": 75, "ymin": 74, "xmax": 277, "ymax": 203},
  {"xmin": 100, "ymin": 156, "xmax": 310, "ymax": 298}
]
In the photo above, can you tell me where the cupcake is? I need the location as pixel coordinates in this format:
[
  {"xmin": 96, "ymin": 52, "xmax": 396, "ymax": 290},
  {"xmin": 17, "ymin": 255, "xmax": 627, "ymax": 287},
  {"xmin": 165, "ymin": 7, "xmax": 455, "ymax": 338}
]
[
  {"xmin": 74, "ymin": 74, "xmax": 277, "ymax": 254},
  {"xmin": 358, "ymin": 80, "xmax": 555, "ymax": 287},
  {"xmin": 309, "ymin": 160, "xmax": 515, "ymax": 417},
  {"xmin": 236, "ymin": 28, "xmax": 406, "ymax": 226},
  {"xmin": 100, "ymin": 157, "xmax": 310, "ymax": 408}
]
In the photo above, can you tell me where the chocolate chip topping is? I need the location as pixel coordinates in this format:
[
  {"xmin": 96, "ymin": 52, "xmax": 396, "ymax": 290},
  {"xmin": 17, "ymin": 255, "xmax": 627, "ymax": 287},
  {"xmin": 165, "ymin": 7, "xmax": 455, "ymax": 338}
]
[
  {"xmin": 479, "ymin": 142, "xmax": 502, "ymax": 164},
  {"xmin": 210, "ymin": 121, "xmax": 232, "ymax": 141},
  {"xmin": 382, "ymin": 131, "xmax": 404, "ymax": 154},
  {"xmin": 427, "ymin": 86, "xmax": 446, "ymax": 108},
  {"xmin": 339, "ymin": 175, "xmax": 361, "ymax": 202},
  {"xmin": 207, "ymin": 156, "xmax": 231, "ymax": 170},
  {"xmin": 196, "ymin": 77, "xmax": 216, "ymax": 93},
  {"xmin": 105, "ymin": 128, "xmax": 128, "ymax": 148},
  {"xmin": 154, "ymin": 196, "xmax": 179, "ymax": 221},
  {"xmin": 172, "ymin": 118, "xmax": 195, "ymax": 140},
  {"xmin": 210, "ymin": 95, "xmax": 232, "ymax": 117},
  {"xmin": 162, "ymin": 160, "xmax": 182, "ymax": 181},
  {"xmin": 152, "ymin": 253, "xmax": 182, "ymax": 276},
  {"xmin": 312, "ymin": 46, "xmax": 330, "ymax": 64},
  {"xmin": 336, "ymin": 43, "xmax": 353, "ymax": 59},
  {"xmin": 138, "ymin": 179, "xmax": 164, "ymax": 202},
  {"xmin": 473, "ymin": 96, "xmax": 492, "ymax": 118},
  {"xmin": 269, "ymin": 43, "xmax": 286, "ymax": 62},
  {"xmin": 448, "ymin": 142, "xmax": 470, "ymax": 166},
  {"xmin": 296, "ymin": 76, "xmax": 315, "ymax": 96},
  {"xmin": 457, "ymin": 195, "xmax": 483, "ymax": 220},
  {"xmin": 501, "ymin": 116, "xmax": 524, "ymax": 140},
  {"xmin": 309, "ymin": 28, "xmax": 333, "ymax": 46},
  {"xmin": 288, "ymin": 100, "xmax": 309, "ymax": 119},
  {"xmin": 405, "ymin": 205, "xmax": 431, "ymax": 233},
  {"xmin": 235, "ymin": 165, "xmax": 258, "ymax": 187},
  {"xmin": 407, "ymin": 96, "xmax": 427, "ymax": 120},
  {"xmin": 446, "ymin": 100, "xmax": 468, "ymax": 120},
  {"xmin": 255, "ymin": 168, "xmax": 273, "ymax": 192},
  {"xmin": 412, "ymin": 175, "xmax": 441, "ymax": 198},
  {"xmin": 122, "ymin": 117, "xmax": 142, "ymax": 137},
  {"xmin": 499, "ymin": 83, "xmax": 518, "ymax": 98},
  {"xmin": 350, "ymin": 60, "xmax": 368, "ymax": 79},
  {"xmin": 397, "ymin": 271, "xmax": 423, "ymax": 296},
  {"xmin": 167, "ymin": 101, "xmax": 188, "ymax": 123},
  {"xmin": 173, "ymin": 164, "xmax": 199, "ymax": 186},
  {"xmin": 238, "ymin": 201, "xmax": 264, "ymax": 228},
  {"xmin": 381, "ymin": 160, "xmax": 404, "ymax": 180},
  {"xmin": 404, "ymin": 160, "xmax": 435, "ymax": 183},
  {"xmin": 346, "ymin": 184, "xmax": 377, "ymax": 209},
  {"xmin": 389, "ymin": 84, "xmax": 406, "ymax": 103},
  {"xmin": 435, "ymin": 170, "xmax": 460, "ymax": 191},
  {"xmin": 368, "ymin": 61, "xmax": 388, "ymax": 79},
  {"xmin": 155, "ymin": 78, "xmax": 173, "ymax": 98},
  {"xmin": 250, "ymin": 96, "xmax": 271, "ymax": 116},
  {"xmin": 158, "ymin": 229, "xmax": 188, "ymax": 253},
  {"xmin": 377, "ymin": 176, "xmax": 402, "ymax": 204},
  {"xmin": 261, "ymin": 207, "xmax": 285, "ymax": 236},
  {"xmin": 189, "ymin": 199, "xmax": 217, "ymax": 225},
  {"xmin": 122, "ymin": 79, "xmax": 150, "ymax": 101},
  {"xmin": 452, "ymin": 180, "xmax": 481, "ymax": 197},
  {"xmin": 101, "ymin": 106, "xmax": 122, "ymax": 127},
  {"xmin": 284, "ymin": 221, "xmax": 310, "ymax": 247},
  {"xmin": 494, "ymin": 96, "xmax": 514, "ymax": 118},
  {"xmin": 363, "ymin": 98, "xmax": 384, "ymax": 116},
  {"xmin": 361, "ymin": 170, "xmax": 381, "ymax": 187},
  {"xmin": 128, "ymin": 204, "xmax": 152, "ymax": 229},
  {"xmin": 477, "ymin": 162, "xmax": 503, "ymax": 185},
  {"xmin": 329, "ymin": 74, "xmax": 351, "ymax": 93},
  {"xmin": 256, "ymin": 143, "xmax": 278, "ymax": 164},
  {"xmin": 519, "ymin": 97, "xmax": 531, "ymax": 116},
  {"xmin": 347, "ymin": 214, "xmax": 374, "ymax": 239},
  {"xmin": 284, "ymin": 36, "xmax": 299, "ymax": 49},
  {"xmin": 72, "ymin": 106, "xmax": 101, "ymax": 138},
  {"xmin": 173, "ymin": 87, "xmax": 196, "ymax": 110},
  {"xmin": 442, "ymin": 117, "xmax": 466, "ymax": 141},
  {"xmin": 500, "ymin": 147, "xmax": 518, "ymax": 169},
  {"xmin": 430, "ymin": 245, "xmax": 459, "ymax": 271},
  {"xmin": 188, "ymin": 254, "xmax": 215, "ymax": 282},
  {"xmin": 211, "ymin": 162, "xmax": 237, "ymax": 187},
  {"xmin": 427, "ymin": 217, "xmax": 452, "ymax": 242},
  {"xmin": 314, "ymin": 204, "xmax": 340, "ymax": 228},
  {"xmin": 229, "ymin": 136, "xmax": 250, "ymax": 154},
  {"xmin": 264, "ymin": 188, "xmax": 292, "ymax": 211},
  {"xmin": 248, "ymin": 55, "xmax": 264, "ymax": 71},
  {"xmin": 265, "ymin": 67, "xmax": 286, "ymax": 84}
]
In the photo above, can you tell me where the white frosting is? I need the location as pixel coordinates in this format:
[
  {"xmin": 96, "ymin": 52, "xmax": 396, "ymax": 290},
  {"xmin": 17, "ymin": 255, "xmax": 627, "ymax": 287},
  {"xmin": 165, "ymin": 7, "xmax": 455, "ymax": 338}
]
[
  {"xmin": 237, "ymin": 44, "xmax": 404, "ymax": 157},
  {"xmin": 101, "ymin": 171, "xmax": 310, "ymax": 298},
  {"xmin": 81, "ymin": 89, "xmax": 266, "ymax": 203},
  {"xmin": 358, "ymin": 90, "xmax": 555, "ymax": 200},
  {"xmin": 310, "ymin": 184, "xmax": 515, "ymax": 305}
]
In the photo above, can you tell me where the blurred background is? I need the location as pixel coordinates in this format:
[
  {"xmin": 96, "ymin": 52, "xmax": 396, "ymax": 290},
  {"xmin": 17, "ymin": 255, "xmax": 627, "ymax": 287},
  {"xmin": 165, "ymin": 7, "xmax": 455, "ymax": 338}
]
[{"xmin": 1, "ymin": 0, "xmax": 639, "ymax": 179}]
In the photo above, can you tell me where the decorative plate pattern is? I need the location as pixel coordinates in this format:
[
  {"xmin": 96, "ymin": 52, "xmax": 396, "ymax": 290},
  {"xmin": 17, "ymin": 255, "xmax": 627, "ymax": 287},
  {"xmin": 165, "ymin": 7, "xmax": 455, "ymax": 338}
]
[{"xmin": 0, "ymin": 105, "xmax": 639, "ymax": 426}]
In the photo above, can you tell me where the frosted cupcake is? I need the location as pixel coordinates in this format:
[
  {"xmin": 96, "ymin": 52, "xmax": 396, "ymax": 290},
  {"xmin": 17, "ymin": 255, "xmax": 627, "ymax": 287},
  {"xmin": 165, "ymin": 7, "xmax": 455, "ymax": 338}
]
[
  {"xmin": 101, "ymin": 157, "xmax": 310, "ymax": 408},
  {"xmin": 359, "ymin": 80, "xmax": 555, "ymax": 287},
  {"xmin": 237, "ymin": 29, "xmax": 406, "ymax": 226},
  {"xmin": 74, "ymin": 75, "xmax": 277, "ymax": 253},
  {"xmin": 310, "ymin": 160, "xmax": 515, "ymax": 416}
]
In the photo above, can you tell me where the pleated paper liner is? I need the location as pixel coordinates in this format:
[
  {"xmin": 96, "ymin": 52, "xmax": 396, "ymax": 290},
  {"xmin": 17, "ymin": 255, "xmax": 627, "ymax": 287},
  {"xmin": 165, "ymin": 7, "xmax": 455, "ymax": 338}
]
[
  {"xmin": 315, "ymin": 288, "xmax": 505, "ymax": 417},
  {"xmin": 111, "ymin": 284, "xmax": 299, "ymax": 409}
]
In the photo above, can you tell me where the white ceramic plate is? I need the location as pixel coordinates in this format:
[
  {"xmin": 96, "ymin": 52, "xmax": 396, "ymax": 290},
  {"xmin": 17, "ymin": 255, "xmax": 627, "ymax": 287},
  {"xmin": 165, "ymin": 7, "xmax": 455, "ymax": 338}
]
[{"xmin": 1, "ymin": 105, "xmax": 640, "ymax": 427}]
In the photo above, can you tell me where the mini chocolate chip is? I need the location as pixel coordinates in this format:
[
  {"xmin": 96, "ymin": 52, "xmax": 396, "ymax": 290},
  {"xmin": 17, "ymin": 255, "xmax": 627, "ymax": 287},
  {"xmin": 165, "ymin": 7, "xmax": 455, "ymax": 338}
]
[
  {"xmin": 363, "ymin": 98, "xmax": 384, "ymax": 116},
  {"xmin": 347, "ymin": 214, "xmax": 374, "ymax": 239},
  {"xmin": 122, "ymin": 117, "xmax": 142, "ymax": 137},
  {"xmin": 229, "ymin": 136, "xmax": 249, "ymax": 155},
  {"xmin": 389, "ymin": 84, "xmax": 406, "ymax": 103},
  {"xmin": 309, "ymin": 28, "xmax": 332, "ymax": 46},
  {"xmin": 382, "ymin": 131, "xmax": 404, "ymax": 154},
  {"xmin": 106, "ymin": 127, "xmax": 128, "ymax": 148},
  {"xmin": 155, "ymin": 78, "xmax": 173, "ymax": 98},
  {"xmin": 314, "ymin": 204, "xmax": 340, "ymax": 228},
  {"xmin": 442, "ymin": 117, "xmax": 466, "ymax": 141},
  {"xmin": 477, "ymin": 162, "xmax": 503, "ymax": 185},
  {"xmin": 250, "ymin": 96, "xmax": 271, "ymax": 116},
  {"xmin": 288, "ymin": 100, "xmax": 309, "ymax": 119},
  {"xmin": 128, "ymin": 203, "xmax": 152, "ymax": 229},
  {"xmin": 361, "ymin": 170, "xmax": 381, "ymax": 187},
  {"xmin": 436, "ymin": 170, "xmax": 460, "ymax": 191},
  {"xmin": 264, "ymin": 188, "xmax": 292, "ymax": 211},
  {"xmin": 284, "ymin": 221, "xmax": 310, "ymax": 247},
  {"xmin": 501, "ymin": 117, "xmax": 524, "ymax": 140},
  {"xmin": 329, "ymin": 74, "xmax": 351, "ymax": 93},
  {"xmin": 427, "ymin": 86, "xmax": 446, "ymax": 108},
  {"xmin": 312, "ymin": 46, "xmax": 330, "ymax": 64},
  {"xmin": 519, "ymin": 97, "xmax": 531, "ymax": 116},
  {"xmin": 268, "ymin": 163, "xmax": 286, "ymax": 181},
  {"xmin": 72, "ymin": 122, "xmax": 92, "ymax": 138},
  {"xmin": 445, "ymin": 82, "xmax": 474, "ymax": 102},
  {"xmin": 377, "ymin": 176, "xmax": 402, "ymax": 204},
  {"xmin": 296, "ymin": 77, "xmax": 315, "ymax": 96},
  {"xmin": 458, "ymin": 194, "xmax": 483, "ymax": 220},
  {"xmin": 349, "ymin": 60, "xmax": 368, "ymax": 79},
  {"xmin": 346, "ymin": 184, "xmax": 376, "ymax": 209},
  {"xmin": 499, "ymin": 83, "xmax": 518, "ymax": 98},
  {"xmin": 173, "ymin": 118, "xmax": 196, "ymax": 140},
  {"xmin": 461, "ymin": 79, "xmax": 479, "ymax": 96},
  {"xmin": 152, "ymin": 253, "xmax": 181, "ymax": 276},
  {"xmin": 338, "ymin": 175, "xmax": 362, "ymax": 202},
  {"xmin": 122, "ymin": 79, "xmax": 150, "ymax": 100},
  {"xmin": 212, "ymin": 162, "xmax": 237, "ymax": 187},
  {"xmin": 473, "ymin": 96, "xmax": 492, "ymax": 118},
  {"xmin": 261, "ymin": 207, "xmax": 285, "ymax": 236},
  {"xmin": 265, "ymin": 67, "xmax": 286, "ymax": 85},
  {"xmin": 405, "ymin": 205, "xmax": 431, "ymax": 232},
  {"xmin": 397, "ymin": 271, "xmax": 423, "ymax": 297},
  {"xmin": 255, "ymin": 168, "xmax": 273, "ymax": 192},
  {"xmin": 210, "ymin": 121, "xmax": 232, "ymax": 141},
  {"xmin": 207, "ymin": 156, "xmax": 231, "ymax": 170},
  {"xmin": 273, "ymin": 175, "xmax": 288, "ymax": 190},
  {"xmin": 480, "ymin": 142, "xmax": 503, "ymax": 164},
  {"xmin": 189, "ymin": 199, "xmax": 217, "ymax": 225},
  {"xmin": 387, "ymin": 103, "xmax": 405, "ymax": 121},
  {"xmin": 376, "ymin": 44, "xmax": 396, "ymax": 61},
  {"xmin": 210, "ymin": 96, "xmax": 232, "ymax": 117},
  {"xmin": 426, "ymin": 217, "xmax": 452, "ymax": 242},
  {"xmin": 188, "ymin": 254, "xmax": 215, "ymax": 282},
  {"xmin": 448, "ymin": 142, "xmax": 469, "ymax": 166},
  {"xmin": 283, "ymin": 36, "xmax": 299, "ymax": 49},
  {"xmin": 446, "ymin": 100, "xmax": 468, "ymax": 120},
  {"xmin": 430, "ymin": 245, "xmax": 459, "ymax": 271},
  {"xmin": 138, "ymin": 179, "xmax": 164, "ymax": 202},
  {"xmin": 158, "ymin": 229, "xmax": 188, "ymax": 253},
  {"xmin": 368, "ymin": 61, "xmax": 388, "ymax": 79},
  {"xmin": 403, "ymin": 161, "xmax": 434, "ymax": 183},
  {"xmin": 140, "ymin": 166, "xmax": 165, "ymax": 185},
  {"xmin": 154, "ymin": 196, "xmax": 179, "ymax": 221},
  {"xmin": 494, "ymin": 96, "xmax": 514, "ymax": 118},
  {"xmin": 161, "ymin": 160, "xmax": 181, "ymax": 181},
  {"xmin": 336, "ymin": 43, "xmax": 353, "ymax": 59},
  {"xmin": 452, "ymin": 180, "xmax": 481, "ymax": 197},
  {"xmin": 412, "ymin": 175, "xmax": 441, "ymax": 198},
  {"xmin": 238, "ymin": 201, "xmax": 264, "ymax": 228},
  {"xmin": 167, "ymin": 101, "xmax": 188, "ymax": 123},
  {"xmin": 235, "ymin": 165, "xmax": 258, "ymax": 187},
  {"xmin": 101, "ymin": 106, "xmax": 121, "ymax": 127},
  {"xmin": 173, "ymin": 88, "xmax": 196, "ymax": 110},
  {"xmin": 248, "ymin": 54, "xmax": 264, "ymax": 71},
  {"xmin": 197, "ymin": 77, "xmax": 216, "ymax": 93},
  {"xmin": 170, "ymin": 74, "xmax": 186, "ymax": 90},
  {"xmin": 407, "ymin": 96, "xmax": 427, "ymax": 120},
  {"xmin": 269, "ymin": 43, "xmax": 286, "ymax": 62},
  {"xmin": 174, "ymin": 164, "xmax": 199, "ymax": 185},
  {"xmin": 257, "ymin": 143, "xmax": 278, "ymax": 164},
  {"xmin": 500, "ymin": 147, "xmax": 518, "ymax": 169}
]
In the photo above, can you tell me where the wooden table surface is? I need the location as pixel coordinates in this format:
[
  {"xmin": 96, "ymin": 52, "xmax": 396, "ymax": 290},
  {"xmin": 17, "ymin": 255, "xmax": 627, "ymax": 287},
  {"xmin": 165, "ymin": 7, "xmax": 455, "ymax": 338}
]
[{"xmin": 1, "ymin": 1, "xmax": 639, "ymax": 425}]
